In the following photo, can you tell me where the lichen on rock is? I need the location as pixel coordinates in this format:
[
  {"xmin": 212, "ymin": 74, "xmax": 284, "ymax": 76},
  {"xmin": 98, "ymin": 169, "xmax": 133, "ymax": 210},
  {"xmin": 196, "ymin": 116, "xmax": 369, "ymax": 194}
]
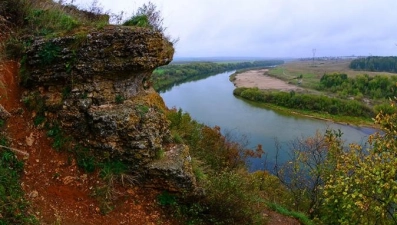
[
  {"xmin": 145, "ymin": 144, "xmax": 197, "ymax": 192},
  {"xmin": 21, "ymin": 26, "xmax": 196, "ymax": 192}
]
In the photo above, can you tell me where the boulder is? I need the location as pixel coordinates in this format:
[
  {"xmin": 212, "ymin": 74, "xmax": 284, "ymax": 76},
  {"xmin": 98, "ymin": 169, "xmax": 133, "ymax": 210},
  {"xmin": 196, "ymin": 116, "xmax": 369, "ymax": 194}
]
[{"xmin": 145, "ymin": 144, "xmax": 197, "ymax": 192}]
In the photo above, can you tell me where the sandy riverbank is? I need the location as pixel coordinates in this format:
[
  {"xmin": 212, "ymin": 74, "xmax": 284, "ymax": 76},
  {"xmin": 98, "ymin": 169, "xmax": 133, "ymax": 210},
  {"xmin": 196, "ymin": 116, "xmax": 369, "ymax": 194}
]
[{"xmin": 232, "ymin": 69, "xmax": 303, "ymax": 91}]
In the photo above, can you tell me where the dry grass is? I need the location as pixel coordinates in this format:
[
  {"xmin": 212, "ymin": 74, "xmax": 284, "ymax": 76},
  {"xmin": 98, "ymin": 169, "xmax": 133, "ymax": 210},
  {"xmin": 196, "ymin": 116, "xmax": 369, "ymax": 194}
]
[{"xmin": 269, "ymin": 59, "xmax": 397, "ymax": 89}]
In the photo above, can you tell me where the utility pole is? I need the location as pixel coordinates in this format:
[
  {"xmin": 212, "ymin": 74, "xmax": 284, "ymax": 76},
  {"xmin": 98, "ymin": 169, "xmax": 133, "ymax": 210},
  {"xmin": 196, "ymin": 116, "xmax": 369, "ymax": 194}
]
[{"xmin": 312, "ymin": 48, "xmax": 316, "ymax": 66}]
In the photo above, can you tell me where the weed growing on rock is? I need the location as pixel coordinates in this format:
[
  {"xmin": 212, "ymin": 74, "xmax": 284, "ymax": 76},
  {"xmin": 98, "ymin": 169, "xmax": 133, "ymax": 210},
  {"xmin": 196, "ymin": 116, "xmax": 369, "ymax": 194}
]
[
  {"xmin": 19, "ymin": 55, "xmax": 30, "ymax": 86},
  {"xmin": 155, "ymin": 148, "xmax": 165, "ymax": 159},
  {"xmin": 136, "ymin": 104, "xmax": 149, "ymax": 117},
  {"xmin": 115, "ymin": 94, "xmax": 124, "ymax": 104},
  {"xmin": 38, "ymin": 42, "xmax": 62, "ymax": 65},
  {"xmin": 62, "ymin": 86, "xmax": 72, "ymax": 99},
  {"xmin": 22, "ymin": 91, "xmax": 45, "ymax": 114}
]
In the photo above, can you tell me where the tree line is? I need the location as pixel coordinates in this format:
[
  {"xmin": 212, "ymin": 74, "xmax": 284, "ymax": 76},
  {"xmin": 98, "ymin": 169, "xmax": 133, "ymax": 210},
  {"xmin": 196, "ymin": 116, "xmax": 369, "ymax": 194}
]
[
  {"xmin": 151, "ymin": 60, "xmax": 284, "ymax": 91},
  {"xmin": 234, "ymin": 87, "xmax": 374, "ymax": 118},
  {"xmin": 318, "ymin": 73, "xmax": 397, "ymax": 99},
  {"xmin": 350, "ymin": 56, "xmax": 397, "ymax": 73}
]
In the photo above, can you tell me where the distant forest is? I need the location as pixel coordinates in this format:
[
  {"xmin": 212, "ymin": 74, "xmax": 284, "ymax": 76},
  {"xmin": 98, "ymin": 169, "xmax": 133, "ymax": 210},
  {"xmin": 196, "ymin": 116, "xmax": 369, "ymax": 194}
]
[
  {"xmin": 349, "ymin": 56, "xmax": 397, "ymax": 73},
  {"xmin": 152, "ymin": 60, "xmax": 284, "ymax": 91}
]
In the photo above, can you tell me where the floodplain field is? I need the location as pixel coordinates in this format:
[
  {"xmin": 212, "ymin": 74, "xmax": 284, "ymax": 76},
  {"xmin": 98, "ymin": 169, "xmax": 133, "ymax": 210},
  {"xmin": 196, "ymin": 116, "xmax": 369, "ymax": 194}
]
[{"xmin": 268, "ymin": 59, "xmax": 396, "ymax": 89}]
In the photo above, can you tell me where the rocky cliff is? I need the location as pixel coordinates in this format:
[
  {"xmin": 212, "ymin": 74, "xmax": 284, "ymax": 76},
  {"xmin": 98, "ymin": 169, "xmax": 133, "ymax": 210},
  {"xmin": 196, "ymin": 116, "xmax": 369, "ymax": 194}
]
[{"xmin": 21, "ymin": 26, "xmax": 196, "ymax": 192}]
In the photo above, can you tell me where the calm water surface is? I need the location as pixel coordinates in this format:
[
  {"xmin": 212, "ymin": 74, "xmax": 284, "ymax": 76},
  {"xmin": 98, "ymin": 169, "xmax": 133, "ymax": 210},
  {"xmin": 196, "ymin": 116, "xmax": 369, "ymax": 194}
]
[{"xmin": 160, "ymin": 71, "xmax": 376, "ymax": 171}]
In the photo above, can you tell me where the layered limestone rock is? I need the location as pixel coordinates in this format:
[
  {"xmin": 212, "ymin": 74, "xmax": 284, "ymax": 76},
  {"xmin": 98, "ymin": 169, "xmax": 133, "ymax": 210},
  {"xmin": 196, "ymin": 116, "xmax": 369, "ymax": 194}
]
[{"xmin": 22, "ymin": 26, "xmax": 196, "ymax": 192}]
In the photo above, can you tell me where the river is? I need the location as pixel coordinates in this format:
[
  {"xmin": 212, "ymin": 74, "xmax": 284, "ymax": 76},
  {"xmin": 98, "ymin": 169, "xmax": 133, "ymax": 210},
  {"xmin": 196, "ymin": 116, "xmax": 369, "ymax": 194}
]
[{"xmin": 160, "ymin": 71, "xmax": 376, "ymax": 171}]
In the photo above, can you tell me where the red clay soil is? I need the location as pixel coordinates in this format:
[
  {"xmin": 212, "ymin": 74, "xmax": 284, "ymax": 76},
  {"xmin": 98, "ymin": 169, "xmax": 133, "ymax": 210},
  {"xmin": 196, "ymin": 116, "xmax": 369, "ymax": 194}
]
[
  {"xmin": 0, "ymin": 61, "xmax": 180, "ymax": 225},
  {"xmin": 0, "ymin": 60, "xmax": 301, "ymax": 225}
]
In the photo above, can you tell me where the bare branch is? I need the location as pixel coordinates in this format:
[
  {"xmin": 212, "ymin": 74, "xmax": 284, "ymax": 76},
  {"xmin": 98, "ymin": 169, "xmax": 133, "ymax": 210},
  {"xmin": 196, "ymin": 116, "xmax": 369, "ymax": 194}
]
[{"xmin": 0, "ymin": 145, "xmax": 29, "ymax": 157}]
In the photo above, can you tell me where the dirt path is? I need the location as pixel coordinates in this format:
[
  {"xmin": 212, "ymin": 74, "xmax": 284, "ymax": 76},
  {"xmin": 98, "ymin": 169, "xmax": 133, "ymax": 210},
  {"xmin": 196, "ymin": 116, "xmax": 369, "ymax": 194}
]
[{"xmin": 233, "ymin": 69, "xmax": 303, "ymax": 92}]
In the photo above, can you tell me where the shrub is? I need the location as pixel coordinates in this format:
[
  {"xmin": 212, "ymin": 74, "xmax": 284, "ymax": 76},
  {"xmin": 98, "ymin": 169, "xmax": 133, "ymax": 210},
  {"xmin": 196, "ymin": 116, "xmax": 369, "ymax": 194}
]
[
  {"xmin": 157, "ymin": 191, "xmax": 177, "ymax": 206},
  {"xmin": 123, "ymin": 2, "xmax": 165, "ymax": 33},
  {"xmin": 234, "ymin": 87, "xmax": 374, "ymax": 118},
  {"xmin": 203, "ymin": 170, "xmax": 267, "ymax": 224},
  {"xmin": 321, "ymin": 107, "xmax": 397, "ymax": 224},
  {"xmin": 123, "ymin": 14, "xmax": 150, "ymax": 28},
  {"xmin": 374, "ymin": 103, "xmax": 396, "ymax": 115},
  {"xmin": 38, "ymin": 42, "xmax": 62, "ymax": 65}
]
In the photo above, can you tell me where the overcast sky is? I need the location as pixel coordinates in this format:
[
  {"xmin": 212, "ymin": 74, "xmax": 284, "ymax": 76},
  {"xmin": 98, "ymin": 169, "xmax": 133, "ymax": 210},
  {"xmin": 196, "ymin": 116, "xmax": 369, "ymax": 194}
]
[{"xmin": 71, "ymin": 0, "xmax": 397, "ymax": 58}]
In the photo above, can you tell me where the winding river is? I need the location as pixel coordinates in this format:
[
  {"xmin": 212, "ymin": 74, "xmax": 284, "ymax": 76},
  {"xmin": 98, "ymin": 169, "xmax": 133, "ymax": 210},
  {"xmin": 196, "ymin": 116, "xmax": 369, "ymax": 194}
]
[{"xmin": 160, "ymin": 71, "xmax": 376, "ymax": 171}]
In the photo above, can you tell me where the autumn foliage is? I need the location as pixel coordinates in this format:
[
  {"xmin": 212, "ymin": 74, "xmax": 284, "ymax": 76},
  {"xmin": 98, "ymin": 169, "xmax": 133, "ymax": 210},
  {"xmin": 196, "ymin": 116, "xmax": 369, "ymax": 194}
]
[
  {"xmin": 274, "ymin": 101, "xmax": 397, "ymax": 224},
  {"xmin": 321, "ymin": 106, "xmax": 397, "ymax": 224}
]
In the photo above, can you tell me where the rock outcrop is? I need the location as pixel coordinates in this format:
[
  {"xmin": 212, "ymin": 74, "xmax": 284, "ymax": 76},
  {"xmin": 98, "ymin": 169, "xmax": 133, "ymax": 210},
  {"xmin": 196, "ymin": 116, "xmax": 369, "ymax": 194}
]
[{"xmin": 22, "ymin": 26, "xmax": 196, "ymax": 192}]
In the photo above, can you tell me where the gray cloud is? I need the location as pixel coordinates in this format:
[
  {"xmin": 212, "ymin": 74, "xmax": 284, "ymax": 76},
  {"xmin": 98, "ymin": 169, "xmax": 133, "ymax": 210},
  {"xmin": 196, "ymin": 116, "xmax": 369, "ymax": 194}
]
[{"xmin": 73, "ymin": 0, "xmax": 397, "ymax": 58}]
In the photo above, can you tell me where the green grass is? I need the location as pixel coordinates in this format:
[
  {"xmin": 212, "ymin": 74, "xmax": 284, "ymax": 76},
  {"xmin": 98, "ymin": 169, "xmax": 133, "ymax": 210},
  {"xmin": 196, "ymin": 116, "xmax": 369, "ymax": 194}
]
[
  {"xmin": 46, "ymin": 123, "xmax": 96, "ymax": 172},
  {"xmin": 123, "ymin": 14, "xmax": 150, "ymax": 28},
  {"xmin": 26, "ymin": 8, "xmax": 80, "ymax": 36},
  {"xmin": 100, "ymin": 160, "xmax": 128, "ymax": 179},
  {"xmin": 0, "ymin": 135, "xmax": 37, "ymax": 224},
  {"xmin": 265, "ymin": 202, "xmax": 315, "ymax": 225},
  {"xmin": 136, "ymin": 104, "xmax": 149, "ymax": 117},
  {"xmin": 94, "ymin": 160, "xmax": 134, "ymax": 214},
  {"xmin": 267, "ymin": 66, "xmax": 320, "ymax": 89}
]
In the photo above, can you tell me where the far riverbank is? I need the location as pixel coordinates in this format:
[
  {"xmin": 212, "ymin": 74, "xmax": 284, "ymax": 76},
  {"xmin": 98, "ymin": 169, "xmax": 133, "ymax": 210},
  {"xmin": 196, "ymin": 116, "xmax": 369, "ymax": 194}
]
[{"xmin": 231, "ymin": 69, "xmax": 377, "ymax": 128}]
